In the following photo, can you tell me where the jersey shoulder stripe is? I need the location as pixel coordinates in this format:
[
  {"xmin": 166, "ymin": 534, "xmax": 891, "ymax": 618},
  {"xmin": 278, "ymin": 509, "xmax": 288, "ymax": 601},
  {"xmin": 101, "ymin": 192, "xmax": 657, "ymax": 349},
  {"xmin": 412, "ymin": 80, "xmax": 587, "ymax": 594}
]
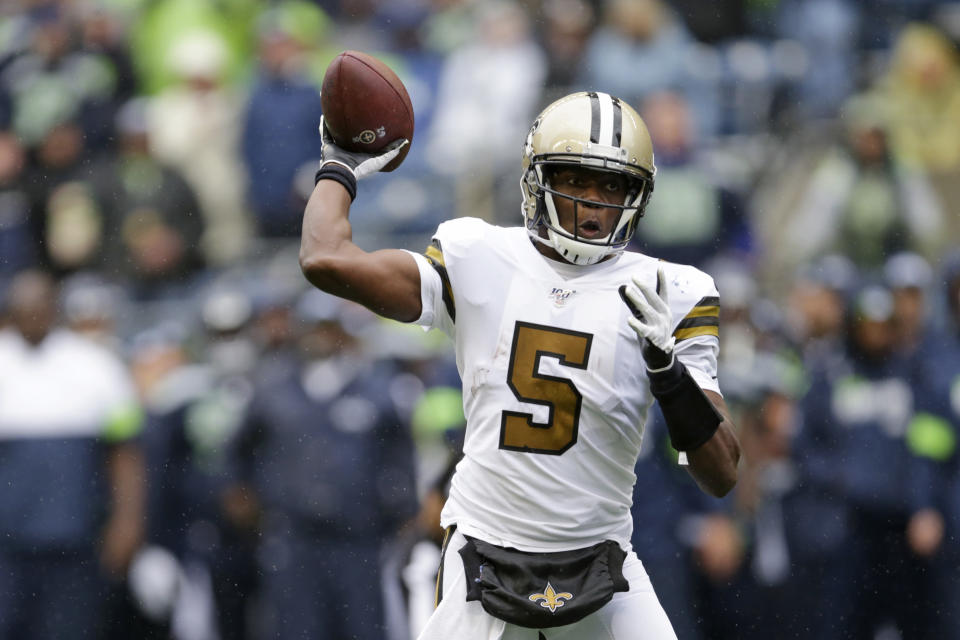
[
  {"xmin": 422, "ymin": 217, "xmax": 499, "ymax": 325},
  {"xmin": 674, "ymin": 295, "xmax": 719, "ymax": 341},
  {"xmin": 424, "ymin": 241, "xmax": 456, "ymax": 322}
]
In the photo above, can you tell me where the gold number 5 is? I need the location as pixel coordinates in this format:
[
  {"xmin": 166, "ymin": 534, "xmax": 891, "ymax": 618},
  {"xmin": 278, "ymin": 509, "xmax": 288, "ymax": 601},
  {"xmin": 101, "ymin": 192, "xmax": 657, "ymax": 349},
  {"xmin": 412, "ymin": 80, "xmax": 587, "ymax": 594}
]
[{"xmin": 500, "ymin": 321, "xmax": 593, "ymax": 455}]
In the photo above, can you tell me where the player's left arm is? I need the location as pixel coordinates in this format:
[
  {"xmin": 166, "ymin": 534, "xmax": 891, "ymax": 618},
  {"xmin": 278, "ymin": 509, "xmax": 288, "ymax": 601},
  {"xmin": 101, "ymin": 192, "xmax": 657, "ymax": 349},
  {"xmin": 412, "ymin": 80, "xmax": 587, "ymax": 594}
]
[
  {"xmin": 686, "ymin": 390, "xmax": 740, "ymax": 497},
  {"xmin": 99, "ymin": 370, "xmax": 147, "ymax": 578},
  {"xmin": 621, "ymin": 268, "xmax": 740, "ymax": 497},
  {"xmin": 102, "ymin": 440, "xmax": 146, "ymax": 577}
]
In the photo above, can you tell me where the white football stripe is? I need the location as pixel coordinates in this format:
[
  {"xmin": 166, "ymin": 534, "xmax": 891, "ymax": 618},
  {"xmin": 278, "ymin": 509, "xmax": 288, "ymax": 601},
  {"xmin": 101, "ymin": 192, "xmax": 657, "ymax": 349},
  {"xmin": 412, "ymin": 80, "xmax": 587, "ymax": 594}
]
[{"xmin": 597, "ymin": 92, "xmax": 615, "ymax": 146}]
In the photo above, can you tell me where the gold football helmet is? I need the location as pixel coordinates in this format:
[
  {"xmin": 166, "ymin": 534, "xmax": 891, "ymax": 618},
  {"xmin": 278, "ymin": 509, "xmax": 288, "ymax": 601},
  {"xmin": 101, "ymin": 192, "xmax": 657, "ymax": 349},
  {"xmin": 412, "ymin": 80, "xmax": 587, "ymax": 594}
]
[{"xmin": 521, "ymin": 92, "xmax": 656, "ymax": 265}]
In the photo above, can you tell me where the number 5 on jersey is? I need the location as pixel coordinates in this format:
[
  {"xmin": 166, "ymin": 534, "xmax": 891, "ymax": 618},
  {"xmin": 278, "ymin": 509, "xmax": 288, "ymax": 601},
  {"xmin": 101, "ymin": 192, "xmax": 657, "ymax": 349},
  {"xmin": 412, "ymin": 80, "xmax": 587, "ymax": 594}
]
[{"xmin": 500, "ymin": 321, "xmax": 593, "ymax": 455}]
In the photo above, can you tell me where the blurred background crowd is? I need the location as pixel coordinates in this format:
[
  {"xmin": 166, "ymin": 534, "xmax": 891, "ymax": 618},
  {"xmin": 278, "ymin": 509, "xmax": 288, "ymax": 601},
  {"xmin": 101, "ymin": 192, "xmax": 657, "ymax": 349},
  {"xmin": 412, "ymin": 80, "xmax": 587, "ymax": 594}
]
[{"xmin": 1, "ymin": 0, "xmax": 960, "ymax": 638}]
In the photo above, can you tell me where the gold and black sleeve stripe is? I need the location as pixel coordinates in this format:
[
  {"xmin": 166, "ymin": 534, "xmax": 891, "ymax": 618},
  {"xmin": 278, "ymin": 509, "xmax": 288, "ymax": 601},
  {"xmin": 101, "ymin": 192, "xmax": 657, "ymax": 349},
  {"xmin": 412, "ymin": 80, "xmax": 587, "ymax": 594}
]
[
  {"xmin": 673, "ymin": 296, "xmax": 719, "ymax": 341},
  {"xmin": 434, "ymin": 524, "xmax": 456, "ymax": 608},
  {"xmin": 424, "ymin": 240, "xmax": 456, "ymax": 322}
]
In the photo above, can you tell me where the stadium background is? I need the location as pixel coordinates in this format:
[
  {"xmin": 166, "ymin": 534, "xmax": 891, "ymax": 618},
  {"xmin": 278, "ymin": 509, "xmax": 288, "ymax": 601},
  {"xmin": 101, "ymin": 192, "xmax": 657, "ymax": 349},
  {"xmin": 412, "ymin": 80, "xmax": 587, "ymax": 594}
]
[{"xmin": 2, "ymin": 0, "xmax": 960, "ymax": 638}]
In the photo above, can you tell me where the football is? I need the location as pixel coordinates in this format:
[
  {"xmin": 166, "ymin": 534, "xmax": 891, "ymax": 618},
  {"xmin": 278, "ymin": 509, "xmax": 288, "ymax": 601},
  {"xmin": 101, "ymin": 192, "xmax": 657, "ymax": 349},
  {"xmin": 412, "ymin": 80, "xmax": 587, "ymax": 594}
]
[{"xmin": 320, "ymin": 50, "xmax": 414, "ymax": 172}]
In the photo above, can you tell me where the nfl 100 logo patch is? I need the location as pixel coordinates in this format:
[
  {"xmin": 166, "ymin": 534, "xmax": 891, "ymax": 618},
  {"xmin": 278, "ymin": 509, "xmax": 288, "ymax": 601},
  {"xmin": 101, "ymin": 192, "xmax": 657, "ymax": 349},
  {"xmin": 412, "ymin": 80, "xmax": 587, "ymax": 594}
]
[{"xmin": 549, "ymin": 287, "xmax": 576, "ymax": 307}]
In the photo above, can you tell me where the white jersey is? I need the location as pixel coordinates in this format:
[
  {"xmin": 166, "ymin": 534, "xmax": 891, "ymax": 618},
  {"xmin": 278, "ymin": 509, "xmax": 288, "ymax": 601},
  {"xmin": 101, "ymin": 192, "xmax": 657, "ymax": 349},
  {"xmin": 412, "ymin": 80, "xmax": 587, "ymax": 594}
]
[{"xmin": 407, "ymin": 218, "xmax": 721, "ymax": 552}]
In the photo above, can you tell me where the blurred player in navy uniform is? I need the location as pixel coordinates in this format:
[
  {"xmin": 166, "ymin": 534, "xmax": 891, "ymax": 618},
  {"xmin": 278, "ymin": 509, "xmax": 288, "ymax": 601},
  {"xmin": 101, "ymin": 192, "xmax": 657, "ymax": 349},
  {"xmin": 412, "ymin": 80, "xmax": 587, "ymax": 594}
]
[
  {"xmin": 133, "ymin": 288, "xmax": 262, "ymax": 640},
  {"xmin": 629, "ymin": 406, "xmax": 739, "ymax": 640},
  {"xmin": 912, "ymin": 250, "xmax": 960, "ymax": 639},
  {"xmin": 226, "ymin": 289, "xmax": 418, "ymax": 639},
  {"xmin": 0, "ymin": 270, "xmax": 146, "ymax": 640},
  {"xmin": 793, "ymin": 284, "xmax": 944, "ymax": 639},
  {"xmin": 300, "ymin": 91, "xmax": 740, "ymax": 639}
]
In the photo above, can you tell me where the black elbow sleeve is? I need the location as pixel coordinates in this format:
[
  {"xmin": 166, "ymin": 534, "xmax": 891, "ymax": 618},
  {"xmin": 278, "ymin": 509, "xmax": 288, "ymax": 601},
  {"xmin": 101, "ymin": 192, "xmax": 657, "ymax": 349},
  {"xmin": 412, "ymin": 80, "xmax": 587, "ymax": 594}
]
[{"xmin": 648, "ymin": 358, "xmax": 723, "ymax": 452}]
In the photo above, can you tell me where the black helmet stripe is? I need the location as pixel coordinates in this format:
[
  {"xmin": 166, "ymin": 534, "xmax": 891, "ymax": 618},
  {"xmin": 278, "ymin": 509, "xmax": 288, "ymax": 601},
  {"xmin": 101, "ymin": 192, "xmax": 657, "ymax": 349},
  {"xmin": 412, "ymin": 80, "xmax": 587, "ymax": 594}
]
[
  {"xmin": 587, "ymin": 92, "xmax": 622, "ymax": 147},
  {"xmin": 588, "ymin": 91, "xmax": 601, "ymax": 143},
  {"xmin": 611, "ymin": 96, "xmax": 623, "ymax": 146}
]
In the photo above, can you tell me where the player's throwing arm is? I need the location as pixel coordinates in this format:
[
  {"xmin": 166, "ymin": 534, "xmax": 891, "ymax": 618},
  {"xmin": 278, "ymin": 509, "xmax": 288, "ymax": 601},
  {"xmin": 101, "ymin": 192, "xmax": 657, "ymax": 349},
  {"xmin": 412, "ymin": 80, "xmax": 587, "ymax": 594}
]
[{"xmin": 300, "ymin": 51, "xmax": 423, "ymax": 322}]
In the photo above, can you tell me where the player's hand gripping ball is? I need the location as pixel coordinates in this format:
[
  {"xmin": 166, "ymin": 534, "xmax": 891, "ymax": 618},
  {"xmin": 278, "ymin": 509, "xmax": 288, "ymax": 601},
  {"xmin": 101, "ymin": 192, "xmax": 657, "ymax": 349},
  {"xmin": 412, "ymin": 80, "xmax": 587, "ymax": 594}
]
[{"xmin": 320, "ymin": 50, "xmax": 414, "ymax": 172}]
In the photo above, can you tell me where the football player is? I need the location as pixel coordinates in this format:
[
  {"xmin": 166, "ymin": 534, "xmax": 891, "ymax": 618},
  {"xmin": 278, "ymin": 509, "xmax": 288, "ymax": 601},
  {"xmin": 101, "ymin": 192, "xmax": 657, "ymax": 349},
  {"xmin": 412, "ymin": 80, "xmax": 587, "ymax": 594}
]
[{"xmin": 300, "ymin": 91, "xmax": 740, "ymax": 639}]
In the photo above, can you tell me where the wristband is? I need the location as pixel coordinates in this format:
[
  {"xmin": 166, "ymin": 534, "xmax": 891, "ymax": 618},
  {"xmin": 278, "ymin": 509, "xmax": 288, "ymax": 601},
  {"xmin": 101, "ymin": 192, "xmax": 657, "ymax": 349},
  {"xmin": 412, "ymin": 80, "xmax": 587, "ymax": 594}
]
[
  {"xmin": 648, "ymin": 358, "xmax": 723, "ymax": 452},
  {"xmin": 314, "ymin": 162, "xmax": 357, "ymax": 201},
  {"xmin": 643, "ymin": 344, "xmax": 674, "ymax": 372}
]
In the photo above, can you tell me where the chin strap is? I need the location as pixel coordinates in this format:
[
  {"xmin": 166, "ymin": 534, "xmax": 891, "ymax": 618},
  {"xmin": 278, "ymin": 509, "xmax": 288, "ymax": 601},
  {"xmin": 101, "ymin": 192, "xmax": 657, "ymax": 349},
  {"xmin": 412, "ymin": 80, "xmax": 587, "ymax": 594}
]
[
  {"xmin": 540, "ymin": 189, "xmax": 625, "ymax": 260},
  {"xmin": 528, "ymin": 229, "xmax": 553, "ymax": 250}
]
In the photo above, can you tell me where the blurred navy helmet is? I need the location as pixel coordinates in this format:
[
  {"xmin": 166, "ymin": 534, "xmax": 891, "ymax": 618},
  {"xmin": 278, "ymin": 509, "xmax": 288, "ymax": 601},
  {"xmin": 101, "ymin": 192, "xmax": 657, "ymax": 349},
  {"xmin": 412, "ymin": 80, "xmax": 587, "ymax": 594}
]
[
  {"xmin": 883, "ymin": 251, "xmax": 932, "ymax": 291},
  {"xmin": 294, "ymin": 288, "xmax": 344, "ymax": 325},
  {"xmin": 724, "ymin": 350, "xmax": 806, "ymax": 406},
  {"xmin": 294, "ymin": 289, "xmax": 378, "ymax": 340},
  {"xmin": 115, "ymin": 97, "xmax": 150, "ymax": 137},
  {"xmin": 126, "ymin": 320, "xmax": 190, "ymax": 359},
  {"xmin": 201, "ymin": 288, "xmax": 253, "ymax": 334},
  {"xmin": 255, "ymin": 0, "xmax": 330, "ymax": 46},
  {"xmin": 61, "ymin": 272, "xmax": 123, "ymax": 325},
  {"xmin": 851, "ymin": 284, "xmax": 895, "ymax": 323},
  {"xmin": 795, "ymin": 253, "xmax": 859, "ymax": 296},
  {"xmin": 706, "ymin": 256, "xmax": 756, "ymax": 311},
  {"xmin": 249, "ymin": 277, "xmax": 302, "ymax": 315}
]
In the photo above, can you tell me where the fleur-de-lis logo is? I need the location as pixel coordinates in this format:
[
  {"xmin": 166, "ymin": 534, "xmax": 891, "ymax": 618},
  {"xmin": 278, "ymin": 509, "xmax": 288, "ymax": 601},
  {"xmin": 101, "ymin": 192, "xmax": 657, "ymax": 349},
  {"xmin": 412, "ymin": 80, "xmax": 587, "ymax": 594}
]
[{"xmin": 528, "ymin": 582, "xmax": 573, "ymax": 613}]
